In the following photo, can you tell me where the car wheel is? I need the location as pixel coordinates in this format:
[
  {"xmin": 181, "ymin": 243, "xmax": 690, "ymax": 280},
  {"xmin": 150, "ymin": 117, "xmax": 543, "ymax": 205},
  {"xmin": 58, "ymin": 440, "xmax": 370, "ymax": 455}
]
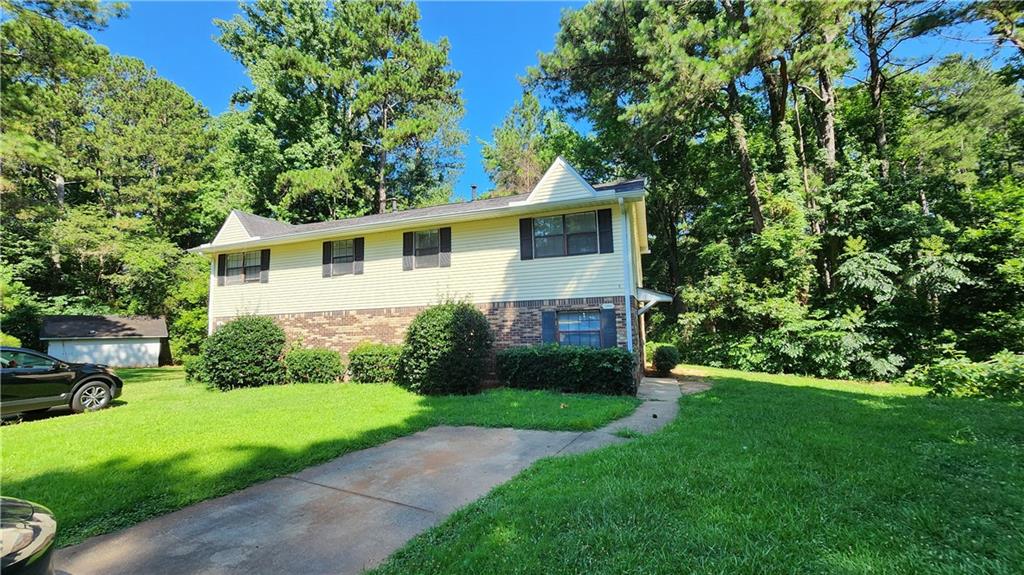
[{"xmin": 72, "ymin": 380, "xmax": 111, "ymax": 412}]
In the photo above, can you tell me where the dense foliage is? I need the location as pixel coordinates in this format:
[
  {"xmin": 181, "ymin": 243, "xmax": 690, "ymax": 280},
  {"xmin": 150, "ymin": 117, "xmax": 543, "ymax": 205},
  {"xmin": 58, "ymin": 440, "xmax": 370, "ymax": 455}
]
[
  {"xmin": 191, "ymin": 316, "xmax": 285, "ymax": 390},
  {"xmin": 649, "ymin": 343, "xmax": 681, "ymax": 376},
  {"xmin": 3, "ymin": 0, "xmax": 1021, "ymax": 382},
  {"xmin": 496, "ymin": 345, "xmax": 637, "ymax": 395},
  {"xmin": 1, "ymin": 0, "xmax": 463, "ymax": 360},
  {"xmin": 284, "ymin": 347, "xmax": 344, "ymax": 384},
  {"xmin": 347, "ymin": 342, "xmax": 403, "ymax": 383},
  {"xmin": 487, "ymin": 0, "xmax": 1024, "ymax": 380},
  {"xmin": 901, "ymin": 349, "xmax": 1024, "ymax": 399},
  {"xmin": 396, "ymin": 302, "xmax": 494, "ymax": 395}
]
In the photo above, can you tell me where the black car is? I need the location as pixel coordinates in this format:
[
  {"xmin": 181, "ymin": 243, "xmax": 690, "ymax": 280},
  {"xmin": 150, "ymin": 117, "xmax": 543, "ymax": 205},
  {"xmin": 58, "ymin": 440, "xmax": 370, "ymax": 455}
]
[
  {"xmin": 0, "ymin": 497, "xmax": 56, "ymax": 575},
  {"xmin": 0, "ymin": 347, "xmax": 123, "ymax": 416}
]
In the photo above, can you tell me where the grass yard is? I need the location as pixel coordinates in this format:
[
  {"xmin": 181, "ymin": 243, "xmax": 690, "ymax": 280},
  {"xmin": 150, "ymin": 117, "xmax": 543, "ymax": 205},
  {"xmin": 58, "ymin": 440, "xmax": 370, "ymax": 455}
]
[
  {"xmin": 0, "ymin": 367, "xmax": 638, "ymax": 547},
  {"xmin": 373, "ymin": 365, "xmax": 1024, "ymax": 575}
]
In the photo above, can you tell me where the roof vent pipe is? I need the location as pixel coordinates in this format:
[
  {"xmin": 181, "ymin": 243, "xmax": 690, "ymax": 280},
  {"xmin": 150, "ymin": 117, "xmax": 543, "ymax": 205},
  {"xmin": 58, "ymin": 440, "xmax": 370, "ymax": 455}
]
[{"xmin": 471, "ymin": 184, "xmax": 477, "ymax": 201}]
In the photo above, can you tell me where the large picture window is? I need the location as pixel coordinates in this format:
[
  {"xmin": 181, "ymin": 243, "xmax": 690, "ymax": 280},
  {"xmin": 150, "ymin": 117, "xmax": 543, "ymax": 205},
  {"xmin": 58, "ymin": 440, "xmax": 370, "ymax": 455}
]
[
  {"xmin": 557, "ymin": 310, "xmax": 601, "ymax": 348},
  {"xmin": 414, "ymin": 229, "xmax": 440, "ymax": 268},
  {"xmin": 533, "ymin": 211, "xmax": 598, "ymax": 258},
  {"xmin": 225, "ymin": 251, "xmax": 262, "ymax": 285},
  {"xmin": 331, "ymin": 239, "xmax": 355, "ymax": 275}
]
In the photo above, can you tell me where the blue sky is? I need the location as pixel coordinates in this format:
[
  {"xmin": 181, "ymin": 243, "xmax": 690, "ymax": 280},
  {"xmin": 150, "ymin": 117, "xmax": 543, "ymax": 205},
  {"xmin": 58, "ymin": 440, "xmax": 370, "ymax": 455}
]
[
  {"xmin": 92, "ymin": 1, "xmax": 583, "ymax": 201},
  {"xmin": 92, "ymin": 2, "xmax": 1005, "ymax": 202}
]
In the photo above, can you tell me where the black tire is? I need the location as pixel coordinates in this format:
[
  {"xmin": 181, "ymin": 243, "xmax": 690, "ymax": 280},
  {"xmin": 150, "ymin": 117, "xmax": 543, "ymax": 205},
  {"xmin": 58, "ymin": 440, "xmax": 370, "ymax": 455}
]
[{"xmin": 71, "ymin": 380, "xmax": 112, "ymax": 412}]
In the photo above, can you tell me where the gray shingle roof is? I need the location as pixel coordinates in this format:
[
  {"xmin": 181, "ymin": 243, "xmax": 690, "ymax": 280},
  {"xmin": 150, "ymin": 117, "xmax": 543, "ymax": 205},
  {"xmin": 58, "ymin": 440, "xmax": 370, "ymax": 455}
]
[
  {"xmin": 40, "ymin": 316, "xmax": 169, "ymax": 340},
  {"xmin": 231, "ymin": 177, "xmax": 645, "ymax": 241}
]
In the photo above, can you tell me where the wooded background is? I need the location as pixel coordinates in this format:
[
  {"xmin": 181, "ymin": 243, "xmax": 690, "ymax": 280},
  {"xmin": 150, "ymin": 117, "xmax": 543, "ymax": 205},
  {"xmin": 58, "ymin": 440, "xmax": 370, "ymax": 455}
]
[{"xmin": 3, "ymin": 0, "xmax": 1022, "ymax": 379}]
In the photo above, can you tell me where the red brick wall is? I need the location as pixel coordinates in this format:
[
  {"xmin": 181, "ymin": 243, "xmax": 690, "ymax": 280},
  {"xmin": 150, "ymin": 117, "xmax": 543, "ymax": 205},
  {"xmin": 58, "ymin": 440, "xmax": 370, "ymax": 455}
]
[{"xmin": 213, "ymin": 296, "xmax": 634, "ymax": 357}]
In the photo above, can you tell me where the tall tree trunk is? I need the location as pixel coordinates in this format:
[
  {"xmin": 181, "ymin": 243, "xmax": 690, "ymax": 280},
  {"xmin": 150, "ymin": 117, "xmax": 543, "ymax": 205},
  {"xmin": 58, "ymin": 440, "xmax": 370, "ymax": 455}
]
[
  {"xmin": 792, "ymin": 86, "xmax": 832, "ymax": 291},
  {"xmin": 377, "ymin": 107, "xmax": 389, "ymax": 214},
  {"xmin": 377, "ymin": 150, "xmax": 388, "ymax": 214},
  {"xmin": 54, "ymin": 172, "xmax": 66, "ymax": 208},
  {"xmin": 50, "ymin": 172, "xmax": 66, "ymax": 282},
  {"xmin": 818, "ymin": 66, "xmax": 838, "ymax": 184},
  {"xmin": 759, "ymin": 57, "xmax": 789, "ymax": 164},
  {"xmin": 726, "ymin": 81, "xmax": 765, "ymax": 234},
  {"xmin": 662, "ymin": 212, "xmax": 684, "ymax": 321},
  {"xmin": 862, "ymin": 6, "xmax": 889, "ymax": 179}
]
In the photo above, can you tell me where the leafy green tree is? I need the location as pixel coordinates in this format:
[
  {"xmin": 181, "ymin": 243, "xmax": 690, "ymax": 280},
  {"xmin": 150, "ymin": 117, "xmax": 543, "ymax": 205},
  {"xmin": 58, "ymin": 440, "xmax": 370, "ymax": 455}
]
[
  {"xmin": 480, "ymin": 92, "xmax": 600, "ymax": 195},
  {"xmin": 215, "ymin": 0, "xmax": 465, "ymax": 222}
]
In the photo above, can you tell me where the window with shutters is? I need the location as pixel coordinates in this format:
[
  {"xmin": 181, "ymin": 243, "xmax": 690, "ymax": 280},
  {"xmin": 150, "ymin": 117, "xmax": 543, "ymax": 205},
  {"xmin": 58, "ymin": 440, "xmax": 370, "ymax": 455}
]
[
  {"xmin": 414, "ymin": 229, "xmax": 439, "ymax": 268},
  {"xmin": 533, "ymin": 211, "xmax": 598, "ymax": 258},
  {"xmin": 225, "ymin": 251, "xmax": 262, "ymax": 285},
  {"xmin": 556, "ymin": 310, "xmax": 601, "ymax": 348},
  {"xmin": 331, "ymin": 239, "xmax": 354, "ymax": 276}
]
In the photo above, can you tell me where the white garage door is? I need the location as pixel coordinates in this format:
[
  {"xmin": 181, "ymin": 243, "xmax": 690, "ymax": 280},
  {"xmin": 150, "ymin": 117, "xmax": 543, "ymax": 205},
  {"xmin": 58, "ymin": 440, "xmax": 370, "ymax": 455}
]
[{"xmin": 47, "ymin": 338, "xmax": 162, "ymax": 367}]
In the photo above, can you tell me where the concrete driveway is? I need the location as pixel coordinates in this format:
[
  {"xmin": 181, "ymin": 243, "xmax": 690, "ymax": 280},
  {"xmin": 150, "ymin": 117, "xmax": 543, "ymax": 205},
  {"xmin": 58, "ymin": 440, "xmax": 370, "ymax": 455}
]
[{"xmin": 56, "ymin": 378, "xmax": 693, "ymax": 575}]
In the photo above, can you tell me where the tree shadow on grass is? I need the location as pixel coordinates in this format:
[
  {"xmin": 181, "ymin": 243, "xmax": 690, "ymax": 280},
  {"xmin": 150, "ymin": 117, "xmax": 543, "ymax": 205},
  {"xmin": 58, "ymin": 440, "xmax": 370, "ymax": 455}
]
[
  {"xmin": 372, "ymin": 373, "xmax": 1024, "ymax": 575},
  {"xmin": 1, "ymin": 385, "xmax": 636, "ymax": 550},
  {"xmin": 7, "ymin": 412, "xmax": 442, "ymax": 549}
]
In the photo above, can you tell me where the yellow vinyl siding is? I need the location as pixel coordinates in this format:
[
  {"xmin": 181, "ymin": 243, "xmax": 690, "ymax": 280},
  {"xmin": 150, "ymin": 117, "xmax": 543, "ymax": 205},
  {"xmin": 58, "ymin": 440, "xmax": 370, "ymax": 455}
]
[
  {"xmin": 526, "ymin": 160, "xmax": 594, "ymax": 203},
  {"xmin": 209, "ymin": 205, "xmax": 628, "ymax": 319},
  {"xmin": 212, "ymin": 212, "xmax": 251, "ymax": 245}
]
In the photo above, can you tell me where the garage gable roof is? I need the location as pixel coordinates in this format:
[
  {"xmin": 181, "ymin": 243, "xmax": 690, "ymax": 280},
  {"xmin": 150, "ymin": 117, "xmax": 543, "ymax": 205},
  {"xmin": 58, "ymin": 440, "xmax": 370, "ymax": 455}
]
[{"xmin": 40, "ymin": 315, "xmax": 168, "ymax": 340}]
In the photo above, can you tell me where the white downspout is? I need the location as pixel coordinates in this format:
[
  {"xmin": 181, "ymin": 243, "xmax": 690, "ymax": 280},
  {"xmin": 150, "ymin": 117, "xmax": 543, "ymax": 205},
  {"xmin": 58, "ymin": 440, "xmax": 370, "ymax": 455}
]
[
  {"xmin": 618, "ymin": 198, "xmax": 634, "ymax": 353},
  {"xmin": 207, "ymin": 258, "xmax": 215, "ymax": 336}
]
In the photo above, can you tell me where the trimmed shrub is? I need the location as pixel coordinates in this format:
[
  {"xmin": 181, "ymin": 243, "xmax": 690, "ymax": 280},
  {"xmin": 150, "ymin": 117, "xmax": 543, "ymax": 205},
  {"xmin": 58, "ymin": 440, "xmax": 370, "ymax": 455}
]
[
  {"xmin": 496, "ymin": 344, "xmax": 637, "ymax": 395},
  {"xmin": 0, "ymin": 332, "xmax": 22, "ymax": 347},
  {"xmin": 193, "ymin": 316, "xmax": 286, "ymax": 390},
  {"xmin": 285, "ymin": 347, "xmax": 344, "ymax": 383},
  {"xmin": 396, "ymin": 302, "xmax": 494, "ymax": 395},
  {"xmin": 648, "ymin": 342, "xmax": 681, "ymax": 375},
  {"xmin": 348, "ymin": 342, "xmax": 403, "ymax": 383},
  {"xmin": 901, "ymin": 350, "xmax": 1024, "ymax": 399}
]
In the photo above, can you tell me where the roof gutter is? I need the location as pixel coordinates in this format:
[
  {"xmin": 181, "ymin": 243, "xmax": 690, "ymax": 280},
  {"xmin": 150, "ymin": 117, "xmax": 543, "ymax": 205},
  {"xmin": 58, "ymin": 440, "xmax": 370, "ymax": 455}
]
[{"xmin": 189, "ymin": 190, "xmax": 646, "ymax": 255}]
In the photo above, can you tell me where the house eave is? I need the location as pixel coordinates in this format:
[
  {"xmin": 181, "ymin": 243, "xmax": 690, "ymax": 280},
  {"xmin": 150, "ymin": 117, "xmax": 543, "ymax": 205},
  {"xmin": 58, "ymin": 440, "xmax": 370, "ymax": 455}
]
[{"xmin": 189, "ymin": 190, "xmax": 646, "ymax": 255}]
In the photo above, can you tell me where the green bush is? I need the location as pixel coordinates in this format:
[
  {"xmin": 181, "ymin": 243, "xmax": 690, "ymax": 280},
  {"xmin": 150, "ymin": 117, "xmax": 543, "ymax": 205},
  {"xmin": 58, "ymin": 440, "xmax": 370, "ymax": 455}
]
[
  {"xmin": 496, "ymin": 344, "xmax": 637, "ymax": 395},
  {"xmin": 193, "ymin": 316, "xmax": 286, "ymax": 390},
  {"xmin": 0, "ymin": 332, "xmax": 22, "ymax": 347},
  {"xmin": 348, "ymin": 341, "xmax": 403, "ymax": 383},
  {"xmin": 901, "ymin": 349, "xmax": 1024, "ymax": 399},
  {"xmin": 284, "ymin": 347, "xmax": 343, "ymax": 383},
  {"xmin": 396, "ymin": 302, "xmax": 494, "ymax": 395},
  {"xmin": 648, "ymin": 342, "xmax": 680, "ymax": 375}
]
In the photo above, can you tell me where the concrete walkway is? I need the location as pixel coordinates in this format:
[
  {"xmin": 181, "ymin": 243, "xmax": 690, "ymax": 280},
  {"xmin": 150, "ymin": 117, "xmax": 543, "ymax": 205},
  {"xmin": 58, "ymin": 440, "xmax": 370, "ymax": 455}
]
[{"xmin": 56, "ymin": 378, "xmax": 696, "ymax": 575}]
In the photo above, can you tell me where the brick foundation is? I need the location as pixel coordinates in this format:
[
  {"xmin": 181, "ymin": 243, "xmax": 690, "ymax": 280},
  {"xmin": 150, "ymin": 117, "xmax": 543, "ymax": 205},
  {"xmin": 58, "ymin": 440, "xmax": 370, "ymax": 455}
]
[
  {"xmin": 213, "ymin": 295, "xmax": 645, "ymax": 382},
  {"xmin": 215, "ymin": 296, "xmax": 630, "ymax": 353}
]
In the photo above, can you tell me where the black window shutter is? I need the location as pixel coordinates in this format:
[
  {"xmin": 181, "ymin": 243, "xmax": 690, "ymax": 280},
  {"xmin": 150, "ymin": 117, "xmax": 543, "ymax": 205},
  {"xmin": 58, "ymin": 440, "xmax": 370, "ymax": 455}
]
[
  {"xmin": 353, "ymin": 237, "xmax": 365, "ymax": 275},
  {"xmin": 259, "ymin": 249, "xmax": 271, "ymax": 283},
  {"xmin": 217, "ymin": 254, "xmax": 227, "ymax": 286},
  {"xmin": 439, "ymin": 227, "xmax": 451, "ymax": 268},
  {"xmin": 519, "ymin": 218, "xmax": 534, "ymax": 260},
  {"xmin": 600, "ymin": 307, "xmax": 617, "ymax": 348},
  {"xmin": 597, "ymin": 208, "xmax": 614, "ymax": 254},
  {"xmin": 402, "ymin": 232, "xmax": 414, "ymax": 270},
  {"xmin": 541, "ymin": 310, "xmax": 556, "ymax": 344},
  {"xmin": 322, "ymin": 242, "xmax": 332, "ymax": 278}
]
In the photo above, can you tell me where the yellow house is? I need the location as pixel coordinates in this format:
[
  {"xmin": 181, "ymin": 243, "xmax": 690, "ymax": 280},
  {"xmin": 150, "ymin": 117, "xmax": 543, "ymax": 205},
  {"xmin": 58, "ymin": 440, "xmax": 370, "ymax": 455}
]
[{"xmin": 191, "ymin": 158, "xmax": 670, "ymax": 365}]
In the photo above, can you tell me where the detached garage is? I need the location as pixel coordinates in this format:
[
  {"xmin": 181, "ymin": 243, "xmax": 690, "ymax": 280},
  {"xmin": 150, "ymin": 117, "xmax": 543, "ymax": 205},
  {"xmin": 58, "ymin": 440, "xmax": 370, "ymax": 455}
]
[{"xmin": 41, "ymin": 315, "xmax": 169, "ymax": 367}]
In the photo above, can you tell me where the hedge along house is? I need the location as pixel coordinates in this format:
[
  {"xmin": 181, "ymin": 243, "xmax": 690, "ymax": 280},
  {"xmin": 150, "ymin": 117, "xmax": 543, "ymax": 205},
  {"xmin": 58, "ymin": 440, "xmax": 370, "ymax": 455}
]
[{"xmin": 191, "ymin": 158, "xmax": 671, "ymax": 377}]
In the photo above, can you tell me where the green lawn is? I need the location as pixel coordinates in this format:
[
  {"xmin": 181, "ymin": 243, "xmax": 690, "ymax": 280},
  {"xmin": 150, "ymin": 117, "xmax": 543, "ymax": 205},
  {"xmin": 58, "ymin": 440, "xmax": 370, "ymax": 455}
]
[
  {"xmin": 0, "ymin": 367, "xmax": 638, "ymax": 547},
  {"xmin": 373, "ymin": 365, "xmax": 1024, "ymax": 575}
]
